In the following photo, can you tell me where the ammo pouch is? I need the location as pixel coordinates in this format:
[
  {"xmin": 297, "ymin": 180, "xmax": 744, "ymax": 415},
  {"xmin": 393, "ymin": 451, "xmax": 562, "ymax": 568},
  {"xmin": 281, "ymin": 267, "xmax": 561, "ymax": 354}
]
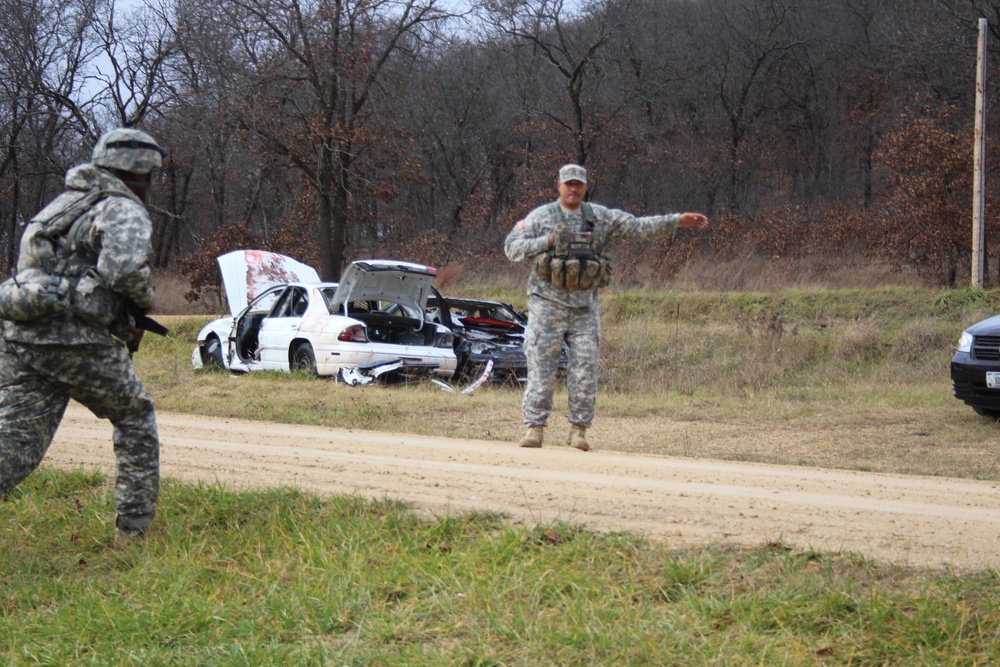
[
  {"xmin": 0, "ymin": 266, "xmax": 115, "ymax": 326},
  {"xmin": 531, "ymin": 203, "xmax": 611, "ymax": 289},
  {"xmin": 534, "ymin": 253, "xmax": 611, "ymax": 289},
  {"xmin": 0, "ymin": 269, "xmax": 71, "ymax": 321},
  {"xmin": 0, "ymin": 187, "xmax": 121, "ymax": 326},
  {"xmin": 71, "ymin": 267, "xmax": 115, "ymax": 326}
]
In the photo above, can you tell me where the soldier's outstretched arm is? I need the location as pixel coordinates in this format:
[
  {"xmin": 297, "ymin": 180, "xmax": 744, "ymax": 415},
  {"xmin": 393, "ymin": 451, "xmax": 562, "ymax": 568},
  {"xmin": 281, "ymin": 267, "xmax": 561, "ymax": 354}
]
[{"xmin": 604, "ymin": 206, "xmax": 709, "ymax": 241}]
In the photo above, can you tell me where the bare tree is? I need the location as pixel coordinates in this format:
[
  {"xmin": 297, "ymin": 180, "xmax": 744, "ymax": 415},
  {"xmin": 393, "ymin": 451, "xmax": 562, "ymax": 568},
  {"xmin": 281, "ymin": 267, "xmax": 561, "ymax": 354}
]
[
  {"xmin": 481, "ymin": 0, "xmax": 635, "ymax": 168},
  {"xmin": 210, "ymin": 0, "xmax": 452, "ymax": 280},
  {"xmin": 688, "ymin": 0, "xmax": 812, "ymax": 212},
  {"xmin": 0, "ymin": 0, "xmax": 105, "ymax": 270},
  {"xmin": 90, "ymin": 0, "xmax": 175, "ymax": 128},
  {"xmin": 378, "ymin": 28, "xmax": 549, "ymax": 269},
  {"xmin": 151, "ymin": 0, "xmax": 277, "ymax": 269}
]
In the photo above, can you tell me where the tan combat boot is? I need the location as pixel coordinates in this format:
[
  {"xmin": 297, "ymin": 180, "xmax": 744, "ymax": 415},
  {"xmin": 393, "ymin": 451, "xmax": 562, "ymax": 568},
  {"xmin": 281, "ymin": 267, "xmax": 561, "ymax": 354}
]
[
  {"xmin": 519, "ymin": 426, "xmax": 544, "ymax": 448},
  {"xmin": 568, "ymin": 424, "xmax": 590, "ymax": 451}
]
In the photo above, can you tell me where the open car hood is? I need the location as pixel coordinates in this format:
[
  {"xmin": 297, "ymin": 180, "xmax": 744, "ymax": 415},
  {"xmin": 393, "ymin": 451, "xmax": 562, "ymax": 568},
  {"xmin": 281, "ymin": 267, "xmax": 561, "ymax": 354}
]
[
  {"xmin": 328, "ymin": 259, "xmax": 437, "ymax": 315},
  {"xmin": 217, "ymin": 250, "xmax": 320, "ymax": 316}
]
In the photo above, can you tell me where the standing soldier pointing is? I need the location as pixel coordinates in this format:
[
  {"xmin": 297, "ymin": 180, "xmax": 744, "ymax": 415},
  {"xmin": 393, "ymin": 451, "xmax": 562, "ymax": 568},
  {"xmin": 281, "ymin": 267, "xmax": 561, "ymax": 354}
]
[{"xmin": 504, "ymin": 164, "xmax": 708, "ymax": 451}]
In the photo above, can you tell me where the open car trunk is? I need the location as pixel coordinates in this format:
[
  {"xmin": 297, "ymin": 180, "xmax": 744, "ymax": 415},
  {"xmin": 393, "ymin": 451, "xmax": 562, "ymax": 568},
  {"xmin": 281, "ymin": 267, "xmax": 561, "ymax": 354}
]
[
  {"xmin": 328, "ymin": 260, "xmax": 440, "ymax": 346},
  {"xmin": 345, "ymin": 302, "xmax": 438, "ymax": 346}
]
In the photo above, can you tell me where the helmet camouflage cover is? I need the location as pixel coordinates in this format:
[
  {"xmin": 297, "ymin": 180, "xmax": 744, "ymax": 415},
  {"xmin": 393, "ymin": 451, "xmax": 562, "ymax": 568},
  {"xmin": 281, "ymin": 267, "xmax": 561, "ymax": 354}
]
[{"xmin": 91, "ymin": 128, "xmax": 166, "ymax": 174}]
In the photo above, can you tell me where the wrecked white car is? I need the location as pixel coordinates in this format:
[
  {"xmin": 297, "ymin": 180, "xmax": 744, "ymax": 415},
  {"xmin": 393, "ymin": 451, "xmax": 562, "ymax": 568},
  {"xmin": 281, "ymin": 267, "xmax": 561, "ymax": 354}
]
[{"xmin": 192, "ymin": 251, "xmax": 457, "ymax": 382}]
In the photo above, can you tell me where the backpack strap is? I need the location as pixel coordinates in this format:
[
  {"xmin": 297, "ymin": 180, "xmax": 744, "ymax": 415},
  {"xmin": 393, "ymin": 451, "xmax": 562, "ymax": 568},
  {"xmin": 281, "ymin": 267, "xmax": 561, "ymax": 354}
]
[
  {"xmin": 581, "ymin": 202, "xmax": 596, "ymax": 231},
  {"xmin": 41, "ymin": 189, "xmax": 115, "ymax": 307},
  {"xmin": 61, "ymin": 193, "xmax": 111, "ymax": 258},
  {"xmin": 546, "ymin": 201, "xmax": 562, "ymax": 222}
]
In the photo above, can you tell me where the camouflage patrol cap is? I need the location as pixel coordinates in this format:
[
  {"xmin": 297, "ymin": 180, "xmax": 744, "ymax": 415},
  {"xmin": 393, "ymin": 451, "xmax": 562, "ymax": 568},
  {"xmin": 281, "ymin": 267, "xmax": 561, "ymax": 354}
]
[
  {"xmin": 558, "ymin": 164, "xmax": 587, "ymax": 184},
  {"xmin": 92, "ymin": 128, "xmax": 166, "ymax": 174}
]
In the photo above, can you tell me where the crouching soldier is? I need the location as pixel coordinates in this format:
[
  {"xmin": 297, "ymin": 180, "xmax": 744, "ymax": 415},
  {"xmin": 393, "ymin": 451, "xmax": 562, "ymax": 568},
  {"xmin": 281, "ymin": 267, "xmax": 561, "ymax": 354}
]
[
  {"xmin": 0, "ymin": 128, "xmax": 165, "ymax": 541},
  {"xmin": 504, "ymin": 163, "xmax": 708, "ymax": 451}
]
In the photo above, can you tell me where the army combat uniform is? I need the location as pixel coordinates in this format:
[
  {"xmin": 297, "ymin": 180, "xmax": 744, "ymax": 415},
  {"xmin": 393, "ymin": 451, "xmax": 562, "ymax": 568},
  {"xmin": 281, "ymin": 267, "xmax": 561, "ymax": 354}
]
[
  {"xmin": 504, "ymin": 197, "xmax": 684, "ymax": 444},
  {"xmin": 0, "ymin": 131, "xmax": 162, "ymax": 538}
]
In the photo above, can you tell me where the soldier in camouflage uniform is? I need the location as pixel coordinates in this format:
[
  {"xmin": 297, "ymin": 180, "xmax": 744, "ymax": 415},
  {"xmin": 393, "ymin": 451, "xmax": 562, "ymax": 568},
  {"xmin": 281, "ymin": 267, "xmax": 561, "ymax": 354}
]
[
  {"xmin": 504, "ymin": 164, "xmax": 708, "ymax": 451},
  {"xmin": 0, "ymin": 128, "xmax": 165, "ymax": 541}
]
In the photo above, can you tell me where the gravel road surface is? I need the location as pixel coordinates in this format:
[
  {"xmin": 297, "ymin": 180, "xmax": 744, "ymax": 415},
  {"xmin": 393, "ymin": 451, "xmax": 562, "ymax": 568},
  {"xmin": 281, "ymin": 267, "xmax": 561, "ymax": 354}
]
[{"xmin": 46, "ymin": 402, "xmax": 1000, "ymax": 570}]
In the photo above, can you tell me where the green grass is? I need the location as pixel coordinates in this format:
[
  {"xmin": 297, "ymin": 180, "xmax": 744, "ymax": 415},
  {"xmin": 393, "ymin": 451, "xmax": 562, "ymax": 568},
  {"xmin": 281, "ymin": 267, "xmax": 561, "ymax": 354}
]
[
  {"xmin": 3, "ymin": 468, "xmax": 1000, "ymax": 665},
  {"xmin": 6, "ymin": 286, "xmax": 1000, "ymax": 664}
]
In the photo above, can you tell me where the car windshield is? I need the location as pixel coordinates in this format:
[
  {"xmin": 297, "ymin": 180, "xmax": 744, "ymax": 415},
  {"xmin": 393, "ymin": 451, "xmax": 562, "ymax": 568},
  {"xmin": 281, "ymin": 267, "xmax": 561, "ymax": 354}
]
[{"xmin": 248, "ymin": 287, "xmax": 283, "ymax": 315}]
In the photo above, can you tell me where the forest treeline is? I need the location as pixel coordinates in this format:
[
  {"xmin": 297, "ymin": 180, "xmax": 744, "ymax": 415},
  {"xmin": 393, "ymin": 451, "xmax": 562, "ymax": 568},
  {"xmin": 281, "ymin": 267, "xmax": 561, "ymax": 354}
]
[{"xmin": 1, "ymin": 0, "xmax": 999, "ymax": 294}]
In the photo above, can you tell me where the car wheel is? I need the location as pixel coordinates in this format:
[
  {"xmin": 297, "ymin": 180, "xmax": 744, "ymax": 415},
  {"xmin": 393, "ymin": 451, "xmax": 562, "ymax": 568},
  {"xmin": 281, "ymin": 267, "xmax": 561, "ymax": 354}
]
[
  {"xmin": 291, "ymin": 342, "xmax": 318, "ymax": 375},
  {"xmin": 202, "ymin": 335, "xmax": 225, "ymax": 368},
  {"xmin": 972, "ymin": 405, "xmax": 1000, "ymax": 420}
]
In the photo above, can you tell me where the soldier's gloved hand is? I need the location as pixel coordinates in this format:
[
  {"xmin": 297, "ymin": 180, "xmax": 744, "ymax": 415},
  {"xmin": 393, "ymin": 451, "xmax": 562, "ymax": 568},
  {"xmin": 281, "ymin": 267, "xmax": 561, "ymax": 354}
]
[
  {"xmin": 550, "ymin": 226, "xmax": 571, "ymax": 256},
  {"xmin": 127, "ymin": 328, "xmax": 145, "ymax": 356}
]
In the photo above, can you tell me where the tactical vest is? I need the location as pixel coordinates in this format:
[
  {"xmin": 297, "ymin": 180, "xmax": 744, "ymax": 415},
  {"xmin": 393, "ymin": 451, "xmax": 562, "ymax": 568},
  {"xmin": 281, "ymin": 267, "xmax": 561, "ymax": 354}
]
[
  {"xmin": 0, "ymin": 188, "xmax": 122, "ymax": 325},
  {"xmin": 533, "ymin": 202, "xmax": 612, "ymax": 289}
]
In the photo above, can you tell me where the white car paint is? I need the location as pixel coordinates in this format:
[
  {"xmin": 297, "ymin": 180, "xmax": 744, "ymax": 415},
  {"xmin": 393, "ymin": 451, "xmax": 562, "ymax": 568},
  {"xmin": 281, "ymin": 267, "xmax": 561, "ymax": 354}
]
[{"xmin": 217, "ymin": 249, "xmax": 320, "ymax": 315}]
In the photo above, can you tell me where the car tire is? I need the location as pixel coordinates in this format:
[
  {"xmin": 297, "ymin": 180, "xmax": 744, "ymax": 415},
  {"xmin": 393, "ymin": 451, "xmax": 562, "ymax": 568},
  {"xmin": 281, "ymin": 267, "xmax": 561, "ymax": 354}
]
[
  {"xmin": 202, "ymin": 335, "xmax": 225, "ymax": 369},
  {"xmin": 972, "ymin": 405, "xmax": 1000, "ymax": 420},
  {"xmin": 291, "ymin": 342, "xmax": 318, "ymax": 375}
]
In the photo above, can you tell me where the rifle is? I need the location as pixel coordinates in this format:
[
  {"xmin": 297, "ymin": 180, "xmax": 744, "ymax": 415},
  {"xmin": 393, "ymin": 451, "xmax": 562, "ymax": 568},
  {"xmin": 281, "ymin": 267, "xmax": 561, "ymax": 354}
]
[
  {"xmin": 134, "ymin": 309, "xmax": 169, "ymax": 337},
  {"xmin": 126, "ymin": 303, "xmax": 169, "ymax": 356}
]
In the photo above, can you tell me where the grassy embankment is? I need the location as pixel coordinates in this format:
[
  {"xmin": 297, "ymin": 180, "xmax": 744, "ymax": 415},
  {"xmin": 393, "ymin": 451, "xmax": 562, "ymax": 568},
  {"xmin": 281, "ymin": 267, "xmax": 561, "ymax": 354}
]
[
  {"xmin": 146, "ymin": 283, "xmax": 1000, "ymax": 476},
  {"xmin": 3, "ymin": 286, "xmax": 1000, "ymax": 664}
]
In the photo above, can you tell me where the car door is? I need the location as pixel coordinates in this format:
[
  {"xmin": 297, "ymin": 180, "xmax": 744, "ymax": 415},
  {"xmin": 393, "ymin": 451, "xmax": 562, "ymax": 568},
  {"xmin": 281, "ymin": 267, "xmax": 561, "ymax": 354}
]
[
  {"xmin": 258, "ymin": 286, "xmax": 308, "ymax": 370},
  {"xmin": 227, "ymin": 286, "xmax": 284, "ymax": 372}
]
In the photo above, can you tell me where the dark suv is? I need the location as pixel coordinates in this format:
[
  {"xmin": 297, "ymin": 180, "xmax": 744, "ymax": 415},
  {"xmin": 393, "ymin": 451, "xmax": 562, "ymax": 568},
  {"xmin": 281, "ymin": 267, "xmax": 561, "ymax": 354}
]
[{"xmin": 951, "ymin": 313, "xmax": 1000, "ymax": 418}]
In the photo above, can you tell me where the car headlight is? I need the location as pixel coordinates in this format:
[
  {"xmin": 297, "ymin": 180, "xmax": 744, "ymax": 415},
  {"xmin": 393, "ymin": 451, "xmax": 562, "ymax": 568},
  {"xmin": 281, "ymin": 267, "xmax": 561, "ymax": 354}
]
[
  {"xmin": 469, "ymin": 341, "xmax": 497, "ymax": 355},
  {"xmin": 958, "ymin": 331, "xmax": 973, "ymax": 353}
]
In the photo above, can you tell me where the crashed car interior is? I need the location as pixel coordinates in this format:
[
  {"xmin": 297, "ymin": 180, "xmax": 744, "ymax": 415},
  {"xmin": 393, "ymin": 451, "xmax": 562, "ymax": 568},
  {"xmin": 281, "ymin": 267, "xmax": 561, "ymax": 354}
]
[
  {"xmin": 234, "ymin": 289, "xmax": 283, "ymax": 361},
  {"xmin": 426, "ymin": 294, "xmax": 529, "ymax": 383},
  {"xmin": 454, "ymin": 306, "xmax": 524, "ymax": 333},
  {"xmin": 427, "ymin": 296, "xmax": 525, "ymax": 332},
  {"xmin": 233, "ymin": 286, "xmax": 320, "ymax": 362},
  {"xmin": 343, "ymin": 300, "xmax": 442, "ymax": 346},
  {"xmin": 425, "ymin": 293, "xmax": 571, "ymax": 384}
]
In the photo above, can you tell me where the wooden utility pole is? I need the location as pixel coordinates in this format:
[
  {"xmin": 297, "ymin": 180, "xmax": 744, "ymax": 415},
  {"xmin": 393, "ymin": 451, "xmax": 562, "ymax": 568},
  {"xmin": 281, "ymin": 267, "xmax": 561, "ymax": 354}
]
[{"xmin": 973, "ymin": 17, "xmax": 988, "ymax": 287}]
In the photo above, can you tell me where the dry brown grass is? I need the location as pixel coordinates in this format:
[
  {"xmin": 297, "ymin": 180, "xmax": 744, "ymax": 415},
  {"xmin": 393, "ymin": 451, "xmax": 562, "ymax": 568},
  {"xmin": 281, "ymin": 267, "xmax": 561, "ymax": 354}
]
[
  {"xmin": 155, "ymin": 252, "xmax": 933, "ymax": 316},
  {"xmin": 667, "ymin": 253, "xmax": 928, "ymax": 291},
  {"xmin": 147, "ymin": 277, "xmax": 1000, "ymax": 482},
  {"xmin": 153, "ymin": 270, "xmax": 224, "ymax": 315}
]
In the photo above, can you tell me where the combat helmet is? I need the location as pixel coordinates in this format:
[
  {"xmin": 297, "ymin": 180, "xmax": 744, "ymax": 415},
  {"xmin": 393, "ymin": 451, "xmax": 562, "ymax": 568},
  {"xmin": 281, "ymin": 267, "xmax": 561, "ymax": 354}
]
[{"xmin": 91, "ymin": 128, "xmax": 166, "ymax": 174}]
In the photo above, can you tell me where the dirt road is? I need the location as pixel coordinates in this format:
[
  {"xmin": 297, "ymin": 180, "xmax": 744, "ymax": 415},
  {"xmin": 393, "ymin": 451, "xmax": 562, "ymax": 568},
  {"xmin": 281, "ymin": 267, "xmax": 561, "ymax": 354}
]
[{"xmin": 47, "ymin": 402, "xmax": 1000, "ymax": 571}]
